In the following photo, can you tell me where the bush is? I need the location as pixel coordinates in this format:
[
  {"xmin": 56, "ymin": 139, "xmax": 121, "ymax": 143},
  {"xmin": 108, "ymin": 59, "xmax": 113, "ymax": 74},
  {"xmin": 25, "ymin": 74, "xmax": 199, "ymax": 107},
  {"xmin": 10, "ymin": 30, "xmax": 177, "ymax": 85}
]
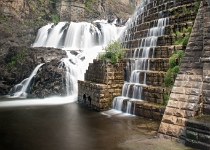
[
  {"xmin": 163, "ymin": 92, "xmax": 170, "ymax": 105},
  {"xmin": 100, "ymin": 40, "xmax": 124, "ymax": 64}
]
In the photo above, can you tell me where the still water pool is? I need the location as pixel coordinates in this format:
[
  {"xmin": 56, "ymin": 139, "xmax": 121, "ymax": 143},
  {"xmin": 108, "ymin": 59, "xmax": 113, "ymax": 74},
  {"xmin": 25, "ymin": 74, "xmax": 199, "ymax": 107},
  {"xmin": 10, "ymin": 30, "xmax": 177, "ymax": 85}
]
[{"xmin": 0, "ymin": 98, "xmax": 192, "ymax": 150}]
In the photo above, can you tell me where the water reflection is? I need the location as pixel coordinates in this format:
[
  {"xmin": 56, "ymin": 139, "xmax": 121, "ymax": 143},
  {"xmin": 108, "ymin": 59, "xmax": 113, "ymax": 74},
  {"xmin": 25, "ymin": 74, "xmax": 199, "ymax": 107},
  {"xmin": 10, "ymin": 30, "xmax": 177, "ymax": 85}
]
[{"xmin": 0, "ymin": 98, "xmax": 159, "ymax": 150}]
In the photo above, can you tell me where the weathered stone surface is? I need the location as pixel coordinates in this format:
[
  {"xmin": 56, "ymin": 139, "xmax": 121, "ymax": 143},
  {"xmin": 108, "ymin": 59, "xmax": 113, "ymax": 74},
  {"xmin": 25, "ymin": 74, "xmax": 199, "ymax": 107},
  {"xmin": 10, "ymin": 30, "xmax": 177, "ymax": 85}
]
[{"xmin": 78, "ymin": 60, "xmax": 125, "ymax": 110}]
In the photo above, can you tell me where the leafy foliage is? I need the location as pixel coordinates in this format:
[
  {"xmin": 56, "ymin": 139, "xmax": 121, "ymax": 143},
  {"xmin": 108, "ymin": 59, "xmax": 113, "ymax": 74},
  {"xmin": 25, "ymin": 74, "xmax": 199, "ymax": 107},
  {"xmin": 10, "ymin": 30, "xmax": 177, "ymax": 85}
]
[
  {"xmin": 163, "ymin": 92, "xmax": 170, "ymax": 106},
  {"xmin": 100, "ymin": 40, "xmax": 124, "ymax": 64},
  {"xmin": 164, "ymin": 50, "xmax": 184, "ymax": 87}
]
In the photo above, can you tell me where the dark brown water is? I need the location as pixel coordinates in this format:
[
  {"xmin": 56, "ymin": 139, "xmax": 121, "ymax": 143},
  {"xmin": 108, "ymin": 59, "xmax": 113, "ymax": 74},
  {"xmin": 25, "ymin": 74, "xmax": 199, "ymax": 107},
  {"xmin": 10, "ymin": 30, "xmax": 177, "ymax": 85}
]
[{"xmin": 0, "ymin": 99, "xmax": 159, "ymax": 150}]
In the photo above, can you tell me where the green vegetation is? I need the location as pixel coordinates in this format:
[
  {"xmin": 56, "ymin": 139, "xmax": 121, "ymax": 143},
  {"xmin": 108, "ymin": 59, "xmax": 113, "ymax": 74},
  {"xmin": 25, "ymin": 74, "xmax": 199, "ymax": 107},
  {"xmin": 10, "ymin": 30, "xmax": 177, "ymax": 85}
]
[
  {"xmin": 163, "ymin": 92, "xmax": 170, "ymax": 106},
  {"xmin": 7, "ymin": 49, "xmax": 28, "ymax": 68},
  {"xmin": 164, "ymin": 50, "xmax": 184, "ymax": 87},
  {"xmin": 85, "ymin": 0, "xmax": 96, "ymax": 11},
  {"xmin": 174, "ymin": 26, "xmax": 192, "ymax": 46},
  {"xmin": 194, "ymin": 0, "xmax": 200, "ymax": 12},
  {"xmin": 52, "ymin": 13, "xmax": 59, "ymax": 23},
  {"xmin": 100, "ymin": 40, "xmax": 124, "ymax": 64},
  {"xmin": 50, "ymin": 0, "xmax": 56, "ymax": 4}
]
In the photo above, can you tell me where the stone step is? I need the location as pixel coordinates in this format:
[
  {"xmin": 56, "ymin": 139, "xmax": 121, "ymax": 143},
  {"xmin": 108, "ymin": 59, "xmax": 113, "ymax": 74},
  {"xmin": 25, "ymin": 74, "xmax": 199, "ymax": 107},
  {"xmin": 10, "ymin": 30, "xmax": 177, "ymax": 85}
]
[
  {"xmin": 125, "ymin": 70, "xmax": 168, "ymax": 86},
  {"xmin": 119, "ymin": 84, "xmax": 170, "ymax": 104},
  {"xmin": 122, "ymin": 35, "xmax": 176, "ymax": 49},
  {"xmin": 115, "ymin": 98, "xmax": 165, "ymax": 120},
  {"xmin": 185, "ymin": 116, "xmax": 210, "ymax": 149},
  {"xmin": 125, "ymin": 45, "xmax": 184, "ymax": 58}
]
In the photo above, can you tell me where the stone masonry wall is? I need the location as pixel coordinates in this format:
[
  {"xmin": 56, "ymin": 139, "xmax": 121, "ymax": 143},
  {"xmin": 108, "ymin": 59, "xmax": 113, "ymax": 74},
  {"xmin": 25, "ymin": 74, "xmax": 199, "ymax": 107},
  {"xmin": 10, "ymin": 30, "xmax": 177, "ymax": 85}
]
[
  {"xmin": 158, "ymin": 1, "xmax": 204, "ymax": 142},
  {"xmin": 78, "ymin": 59, "xmax": 126, "ymax": 110},
  {"xmin": 201, "ymin": 0, "xmax": 210, "ymax": 115}
]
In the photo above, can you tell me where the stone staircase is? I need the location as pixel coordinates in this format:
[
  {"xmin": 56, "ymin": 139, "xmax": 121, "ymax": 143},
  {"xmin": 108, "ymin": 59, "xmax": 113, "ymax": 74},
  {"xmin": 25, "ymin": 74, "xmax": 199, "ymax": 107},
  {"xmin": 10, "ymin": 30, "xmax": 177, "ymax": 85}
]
[
  {"xmin": 119, "ymin": 0, "xmax": 199, "ymax": 120},
  {"xmin": 185, "ymin": 116, "xmax": 210, "ymax": 149},
  {"xmin": 78, "ymin": 0, "xmax": 200, "ymax": 120}
]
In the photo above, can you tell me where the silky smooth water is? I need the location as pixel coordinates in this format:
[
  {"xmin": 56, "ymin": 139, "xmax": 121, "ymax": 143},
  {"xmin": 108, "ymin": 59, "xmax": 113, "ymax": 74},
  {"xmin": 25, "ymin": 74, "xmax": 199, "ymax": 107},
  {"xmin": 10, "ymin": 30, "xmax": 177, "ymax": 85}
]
[{"xmin": 0, "ymin": 98, "xmax": 159, "ymax": 150}]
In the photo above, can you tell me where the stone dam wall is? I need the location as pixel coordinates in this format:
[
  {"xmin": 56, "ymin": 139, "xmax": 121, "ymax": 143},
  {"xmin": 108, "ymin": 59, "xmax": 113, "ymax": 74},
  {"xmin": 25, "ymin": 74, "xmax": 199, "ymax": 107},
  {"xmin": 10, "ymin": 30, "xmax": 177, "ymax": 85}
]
[
  {"xmin": 157, "ymin": 1, "xmax": 210, "ymax": 149},
  {"xmin": 78, "ymin": 0, "xmax": 210, "ymax": 148}
]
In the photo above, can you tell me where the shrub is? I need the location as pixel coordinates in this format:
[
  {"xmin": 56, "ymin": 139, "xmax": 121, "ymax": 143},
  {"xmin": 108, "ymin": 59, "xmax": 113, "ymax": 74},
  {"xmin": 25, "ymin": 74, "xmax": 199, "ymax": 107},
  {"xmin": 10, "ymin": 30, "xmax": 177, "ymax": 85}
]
[
  {"xmin": 163, "ymin": 92, "xmax": 170, "ymax": 105},
  {"xmin": 100, "ymin": 40, "xmax": 124, "ymax": 64},
  {"xmin": 164, "ymin": 50, "xmax": 184, "ymax": 87}
]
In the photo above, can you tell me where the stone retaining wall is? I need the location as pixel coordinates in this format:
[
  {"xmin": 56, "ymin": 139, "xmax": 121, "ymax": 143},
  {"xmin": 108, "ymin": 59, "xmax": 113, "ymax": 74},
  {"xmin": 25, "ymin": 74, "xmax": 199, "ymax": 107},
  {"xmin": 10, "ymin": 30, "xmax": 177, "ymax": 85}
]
[
  {"xmin": 158, "ymin": 1, "xmax": 204, "ymax": 142},
  {"xmin": 78, "ymin": 59, "xmax": 126, "ymax": 110}
]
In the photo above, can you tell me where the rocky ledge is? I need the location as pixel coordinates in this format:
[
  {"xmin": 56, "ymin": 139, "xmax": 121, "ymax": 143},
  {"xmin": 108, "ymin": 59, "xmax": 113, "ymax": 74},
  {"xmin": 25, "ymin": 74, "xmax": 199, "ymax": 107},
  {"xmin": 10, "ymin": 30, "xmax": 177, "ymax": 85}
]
[{"xmin": 0, "ymin": 46, "xmax": 67, "ymax": 97}]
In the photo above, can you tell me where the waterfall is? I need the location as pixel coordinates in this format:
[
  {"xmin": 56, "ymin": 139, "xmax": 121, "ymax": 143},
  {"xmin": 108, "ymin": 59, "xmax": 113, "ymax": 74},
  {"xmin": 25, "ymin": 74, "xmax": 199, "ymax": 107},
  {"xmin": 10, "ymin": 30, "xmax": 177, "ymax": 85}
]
[
  {"xmin": 30, "ymin": 20, "xmax": 125, "ymax": 99},
  {"xmin": 113, "ymin": 0, "xmax": 169, "ymax": 114},
  {"xmin": 33, "ymin": 21, "xmax": 125, "ymax": 50},
  {"xmin": 8, "ymin": 63, "xmax": 44, "ymax": 98}
]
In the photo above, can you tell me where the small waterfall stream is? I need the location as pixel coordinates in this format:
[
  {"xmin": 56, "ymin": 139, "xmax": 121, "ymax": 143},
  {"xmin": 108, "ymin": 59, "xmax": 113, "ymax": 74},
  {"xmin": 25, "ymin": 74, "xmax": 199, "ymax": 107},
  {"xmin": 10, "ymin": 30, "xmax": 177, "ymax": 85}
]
[
  {"xmin": 8, "ymin": 63, "xmax": 45, "ymax": 98},
  {"xmin": 113, "ymin": 0, "xmax": 169, "ymax": 114}
]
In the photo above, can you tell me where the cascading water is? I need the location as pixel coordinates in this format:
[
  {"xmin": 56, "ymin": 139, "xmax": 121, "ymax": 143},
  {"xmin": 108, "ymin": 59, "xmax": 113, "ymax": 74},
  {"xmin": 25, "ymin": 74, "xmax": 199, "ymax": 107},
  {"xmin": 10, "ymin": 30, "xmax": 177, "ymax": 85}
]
[
  {"xmin": 8, "ymin": 63, "xmax": 44, "ymax": 98},
  {"xmin": 31, "ymin": 20, "xmax": 125, "ymax": 99},
  {"xmin": 113, "ymin": 0, "xmax": 169, "ymax": 114}
]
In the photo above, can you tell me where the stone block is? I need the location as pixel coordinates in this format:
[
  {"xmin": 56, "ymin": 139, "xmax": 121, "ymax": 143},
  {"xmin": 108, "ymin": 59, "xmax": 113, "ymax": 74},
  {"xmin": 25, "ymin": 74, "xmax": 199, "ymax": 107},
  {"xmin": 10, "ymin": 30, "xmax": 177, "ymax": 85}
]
[
  {"xmin": 176, "ymin": 74, "xmax": 202, "ymax": 82},
  {"xmin": 199, "ymin": 133, "xmax": 210, "ymax": 144},
  {"xmin": 185, "ymin": 88, "xmax": 201, "ymax": 96},
  {"xmin": 185, "ymin": 139, "xmax": 200, "ymax": 149},
  {"xmin": 203, "ymin": 104, "xmax": 210, "ymax": 115},
  {"xmin": 164, "ymin": 107, "xmax": 175, "ymax": 116},
  {"xmin": 144, "ymin": 110, "xmax": 152, "ymax": 118},
  {"xmin": 203, "ymin": 90, "xmax": 210, "ymax": 97},
  {"xmin": 158, "ymin": 122, "xmax": 170, "ymax": 134},
  {"xmin": 153, "ymin": 112, "xmax": 163, "ymax": 121},
  {"xmin": 176, "ymin": 117, "xmax": 187, "ymax": 126},
  {"xmin": 166, "ymin": 124, "xmax": 185, "ymax": 138},
  {"xmin": 162, "ymin": 115, "xmax": 177, "ymax": 124},
  {"xmin": 204, "ymin": 97, "xmax": 210, "ymax": 104},
  {"xmin": 172, "ymin": 87, "xmax": 185, "ymax": 94},
  {"xmin": 186, "ymin": 130, "xmax": 198, "ymax": 140}
]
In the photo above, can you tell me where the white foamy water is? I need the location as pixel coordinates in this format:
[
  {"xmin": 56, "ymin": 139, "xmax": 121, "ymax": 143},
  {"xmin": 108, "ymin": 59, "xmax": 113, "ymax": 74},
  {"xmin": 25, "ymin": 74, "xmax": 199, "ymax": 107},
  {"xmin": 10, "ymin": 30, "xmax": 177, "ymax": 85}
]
[
  {"xmin": 113, "ymin": 0, "xmax": 169, "ymax": 113},
  {"xmin": 0, "ymin": 95, "xmax": 77, "ymax": 108},
  {"xmin": 7, "ymin": 20, "xmax": 125, "ymax": 102}
]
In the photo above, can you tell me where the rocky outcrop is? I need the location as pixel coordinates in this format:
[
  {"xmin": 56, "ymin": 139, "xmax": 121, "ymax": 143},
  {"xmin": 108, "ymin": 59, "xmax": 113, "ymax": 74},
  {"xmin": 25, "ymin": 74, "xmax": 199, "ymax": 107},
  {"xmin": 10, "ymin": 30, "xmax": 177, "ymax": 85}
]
[
  {"xmin": 84, "ymin": 0, "xmax": 141, "ymax": 23},
  {"xmin": 0, "ymin": 46, "xmax": 67, "ymax": 96},
  {"xmin": 0, "ymin": 0, "xmax": 57, "ymax": 53}
]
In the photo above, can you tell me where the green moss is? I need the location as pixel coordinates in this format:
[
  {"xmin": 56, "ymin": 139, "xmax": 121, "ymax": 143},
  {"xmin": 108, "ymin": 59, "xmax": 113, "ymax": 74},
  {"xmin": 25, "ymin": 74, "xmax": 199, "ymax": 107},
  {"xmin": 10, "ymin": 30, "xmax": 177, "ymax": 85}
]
[
  {"xmin": 52, "ymin": 13, "xmax": 59, "ymax": 23},
  {"xmin": 85, "ymin": 0, "xmax": 97, "ymax": 12},
  {"xmin": 182, "ymin": 6, "xmax": 188, "ymax": 14},
  {"xmin": 7, "ymin": 49, "xmax": 28, "ymax": 68}
]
